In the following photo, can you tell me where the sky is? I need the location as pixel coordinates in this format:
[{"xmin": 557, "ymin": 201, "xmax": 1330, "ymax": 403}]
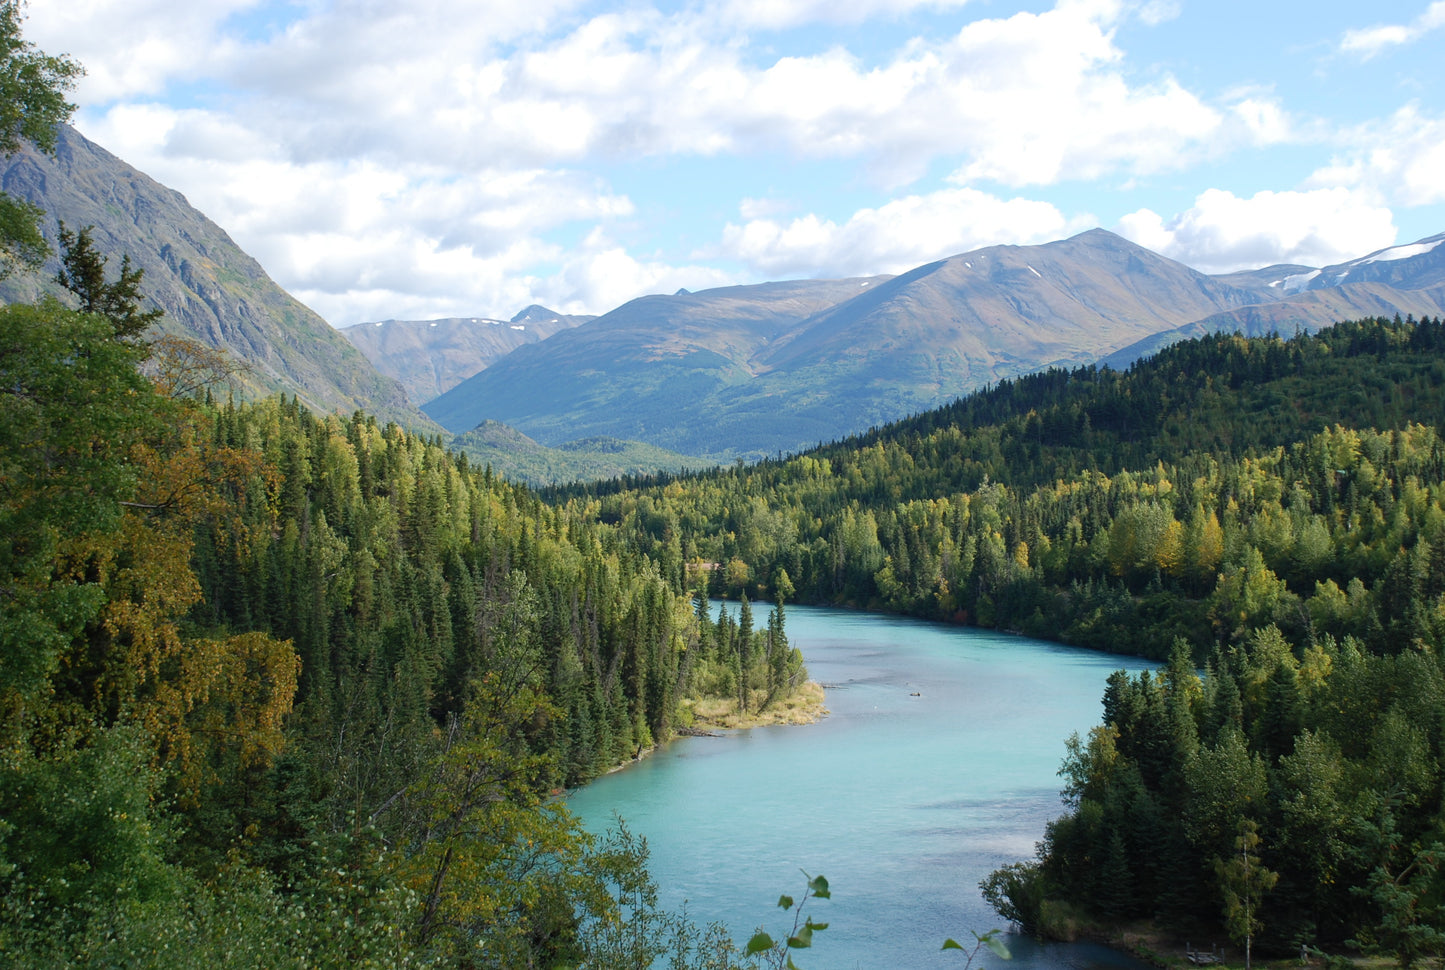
[{"xmin": 22, "ymin": 0, "xmax": 1445, "ymax": 327}]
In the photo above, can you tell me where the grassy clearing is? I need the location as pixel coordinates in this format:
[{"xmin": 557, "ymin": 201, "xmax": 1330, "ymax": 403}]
[{"xmin": 684, "ymin": 681, "xmax": 828, "ymax": 730}]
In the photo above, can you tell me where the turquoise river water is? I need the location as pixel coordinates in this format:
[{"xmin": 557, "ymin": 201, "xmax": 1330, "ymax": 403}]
[{"xmin": 566, "ymin": 606, "xmax": 1158, "ymax": 970}]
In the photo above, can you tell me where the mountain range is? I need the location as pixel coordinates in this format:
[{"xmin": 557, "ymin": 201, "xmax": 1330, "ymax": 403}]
[{"xmin": 421, "ymin": 229, "xmax": 1445, "ymax": 459}]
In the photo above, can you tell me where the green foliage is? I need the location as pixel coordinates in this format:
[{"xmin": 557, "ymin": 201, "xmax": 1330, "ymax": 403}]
[
  {"xmin": 989, "ymin": 627, "xmax": 1445, "ymax": 958},
  {"xmin": 565, "ymin": 317, "xmax": 1445, "ymax": 663},
  {"xmin": 20, "ymin": 220, "xmax": 1445, "ymax": 967},
  {"xmin": 0, "ymin": 1, "xmax": 79, "ymax": 273},
  {"xmin": 0, "ymin": 1, "xmax": 79, "ymax": 155},
  {"xmin": 54, "ymin": 222, "xmax": 164, "ymax": 338},
  {"xmin": 745, "ymin": 872, "xmax": 832, "ymax": 969},
  {"xmin": 980, "ymin": 862, "xmax": 1048, "ymax": 932},
  {"xmin": 1214, "ymin": 820, "xmax": 1279, "ymax": 969},
  {"xmin": 943, "ymin": 928, "xmax": 1012, "ymax": 968},
  {"xmin": 0, "ymin": 301, "xmax": 151, "ymax": 719}
]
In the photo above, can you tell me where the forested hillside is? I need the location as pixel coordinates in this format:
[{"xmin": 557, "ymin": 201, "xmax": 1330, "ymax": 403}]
[
  {"xmin": 0, "ymin": 13, "xmax": 809, "ymax": 965},
  {"xmin": 561, "ymin": 315, "xmax": 1445, "ymax": 960},
  {"xmin": 573, "ymin": 317, "xmax": 1445, "ymax": 659},
  {"xmin": 1, "ymin": 301, "xmax": 804, "ymax": 966}
]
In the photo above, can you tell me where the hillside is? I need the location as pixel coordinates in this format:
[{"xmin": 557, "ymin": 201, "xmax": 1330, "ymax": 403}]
[
  {"xmin": 424, "ymin": 230, "xmax": 1445, "ymax": 462},
  {"xmin": 699, "ymin": 229, "xmax": 1279, "ymax": 448},
  {"xmin": 579, "ymin": 315, "xmax": 1445, "ymax": 647},
  {"xmin": 451, "ymin": 419, "xmax": 708, "ymax": 485},
  {"xmin": 422, "ymin": 275, "xmax": 893, "ymax": 450},
  {"xmin": 0, "ymin": 125, "xmax": 431, "ymax": 429},
  {"xmin": 341, "ymin": 305, "xmax": 592, "ymax": 405}
]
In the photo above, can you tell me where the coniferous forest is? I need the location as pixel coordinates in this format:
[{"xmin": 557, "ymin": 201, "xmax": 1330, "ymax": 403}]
[{"xmin": 11, "ymin": 9, "xmax": 1445, "ymax": 967}]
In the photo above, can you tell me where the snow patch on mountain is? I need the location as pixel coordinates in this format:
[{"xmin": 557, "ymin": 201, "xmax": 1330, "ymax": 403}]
[
  {"xmin": 1271, "ymin": 270, "xmax": 1320, "ymax": 293},
  {"xmin": 1361, "ymin": 237, "xmax": 1445, "ymax": 265}
]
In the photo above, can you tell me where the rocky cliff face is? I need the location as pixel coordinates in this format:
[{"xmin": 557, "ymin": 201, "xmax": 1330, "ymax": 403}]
[{"xmin": 341, "ymin": 306, "xmax": 591, "ymax": 405}]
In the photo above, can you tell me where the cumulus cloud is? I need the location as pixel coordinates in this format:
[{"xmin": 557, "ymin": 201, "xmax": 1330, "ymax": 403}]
[
  {"xmin": 720, "ymin": 0, "xmax": 970, "ymax": 30},
  {"xmin": 1116, "ymin": 188, "xmax": 1397, "ymax": 273},
  {"xmin": 23, "ymin": 0, "xmax": 1393, "ymax": 325},
  {"xmin": 1340, "ymin": 2, "xmax": 1445, "ymax": 59},
  {"xmin": 25, "ymin": 0, "xmax": 254, "ymax": 101},
  {"xmin": 716, "ymin": 187, "xmax": 1084, "ymax": 277},
  {"xmin": 55, "ymin": 0, "xmax": 1249, "ymax": 179},
  {"xmin": 1307, "ymin": 105, "xmax": 1445, "ymax": 208},
  {"xmin": 534, "ymin": 230, "xmax": 738, "ymax": 315}
]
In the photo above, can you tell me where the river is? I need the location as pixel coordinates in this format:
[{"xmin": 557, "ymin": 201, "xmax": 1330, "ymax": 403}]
[{"xmin": 566, "ymin": 605, "xmax": 1158, "ymax": 970}]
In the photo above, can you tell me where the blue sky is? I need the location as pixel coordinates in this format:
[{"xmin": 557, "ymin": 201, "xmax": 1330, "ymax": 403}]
[{"xmin": 25, "ymin": 0, "xmax": 1445, "ymax": 326}]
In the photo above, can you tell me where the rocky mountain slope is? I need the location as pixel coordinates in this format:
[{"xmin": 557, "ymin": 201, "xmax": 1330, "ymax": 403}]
[
  {"xmin": 341, "ymin": 305, "xmax": 591, "ymax": 405},
  {"xmin": 0, "ymin": 125, "xmax": 430, "ymax": 429}
]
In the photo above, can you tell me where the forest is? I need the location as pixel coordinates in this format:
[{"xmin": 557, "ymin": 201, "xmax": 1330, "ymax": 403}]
[
  {"xmin": 557, "ymin": 314, "xmax": 1445, "ymax": 962},
  {"xmin": 17, "ymin": 282, "xmax": 1445, "ymax": 965},
  {"xmin": 1, "ymin": 282, "xmax": 814, "ymax": 966},
  {"xmin": 0, "ymin": 20, "xmax": 801, "ymax": 960},
  {"xmin": 9, "ymin": 8, "xmax": 1445, "ymax": 965}
]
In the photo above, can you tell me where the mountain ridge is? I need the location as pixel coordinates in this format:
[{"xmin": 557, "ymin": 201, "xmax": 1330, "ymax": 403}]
[
  {"xmin": 422, "ymin": 229, "xmax": 1320, "ymax": 457},
  {"xmin": 341, "ymin": 307, "xmax": 592, "ymax": 405},
  {"xmin": 424, "ymin": 227, "xmax": 1445, "ymax": 461},
  {"xmin": 7, "ymin": 124, "xmax": 1444, "ymax": 468}
]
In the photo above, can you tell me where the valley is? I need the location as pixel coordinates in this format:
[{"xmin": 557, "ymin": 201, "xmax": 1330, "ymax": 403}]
[{"xmin": 7, "ymin": 31, "xmax": 1445, "ymax": 969}]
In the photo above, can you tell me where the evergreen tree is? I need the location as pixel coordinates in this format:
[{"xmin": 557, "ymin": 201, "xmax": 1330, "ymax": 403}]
[{"xmin": 54, "ymin": 222, "xmax": 163, "ymax": 339}]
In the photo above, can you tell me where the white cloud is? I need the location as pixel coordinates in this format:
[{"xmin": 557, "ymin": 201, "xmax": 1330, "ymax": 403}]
[
  {"xmin": 25, "ymin": 0, "xmax": 255, "ymax": 101},
  {"xmin": 1340, "ymin": 2, "xmax": 1445, "ymax": 59},
  {"xmin": 1229, "ymin": 96, "xmax": 1292, "ymax": 146},
  {"xmin": 1116, "ymin": 188, "xmax": 1397, "ymax": 273},
  {"xmin": 77, "ymin": 100, "xmax": 647, "ymax": 324},
  {"xmin": 26, "ymin": 0, "xmax": 1398, "ymax": 327},
  {"xmin": 58, "ymin": 0, "xmax": 1248, "ymax": 182},
  {"xmin": 739, "ymin": 197, "xmax": 793, "ymax": 221},
  {"xmin": 933, "ymin": 2, "xmax": 1227, "ymax": 186},
  {"xmin": 1308, "ymin": 105, "xmax": 1445, "ymax": 208},
  {"xmin": 720, "ymin": 0, "xmax": 970, "ymax": 30},
  {"xmin": 1135, "ymin": 0, "xmax": 1181, "ymax": 26},
  {"xmin": 717, "ymin": 187, "xmax": 1082, "ymax": 277},
  {"xmin": 534, "ymin": 230, "xmax": 737, "ymax": 314}
]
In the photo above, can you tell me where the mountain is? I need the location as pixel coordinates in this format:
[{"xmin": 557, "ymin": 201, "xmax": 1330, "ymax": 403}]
[
  {"xmin": 340, "ymin": 305, "xmax": 592, "ymax": 405},
  {"xmin": 1294, "ymin": 232, "xmax": 1445, "ymax": 291},
  {"xmin": 1102, "ymin": 232, "xmax": 1445, "ymax": 367},
  {"xmin": 423, "ymin": 230, "xmax": 1282, "ymax": 458},
  {"xmin": 422, "ymin": 276, "xmax": 894, "ymax": 454},
  {"xmin": 0, "ymin": 125, "xmax": 431, "ymax": 429}
]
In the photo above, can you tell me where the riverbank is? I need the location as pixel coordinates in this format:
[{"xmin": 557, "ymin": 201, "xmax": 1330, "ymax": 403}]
[
  {"xmin": 1095, "ymin": 922, "xmax": 1377, "ymax": 970},
  {"xmin": 682, "ymin": 680, "xmax": 828, "ymax": 729}
]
